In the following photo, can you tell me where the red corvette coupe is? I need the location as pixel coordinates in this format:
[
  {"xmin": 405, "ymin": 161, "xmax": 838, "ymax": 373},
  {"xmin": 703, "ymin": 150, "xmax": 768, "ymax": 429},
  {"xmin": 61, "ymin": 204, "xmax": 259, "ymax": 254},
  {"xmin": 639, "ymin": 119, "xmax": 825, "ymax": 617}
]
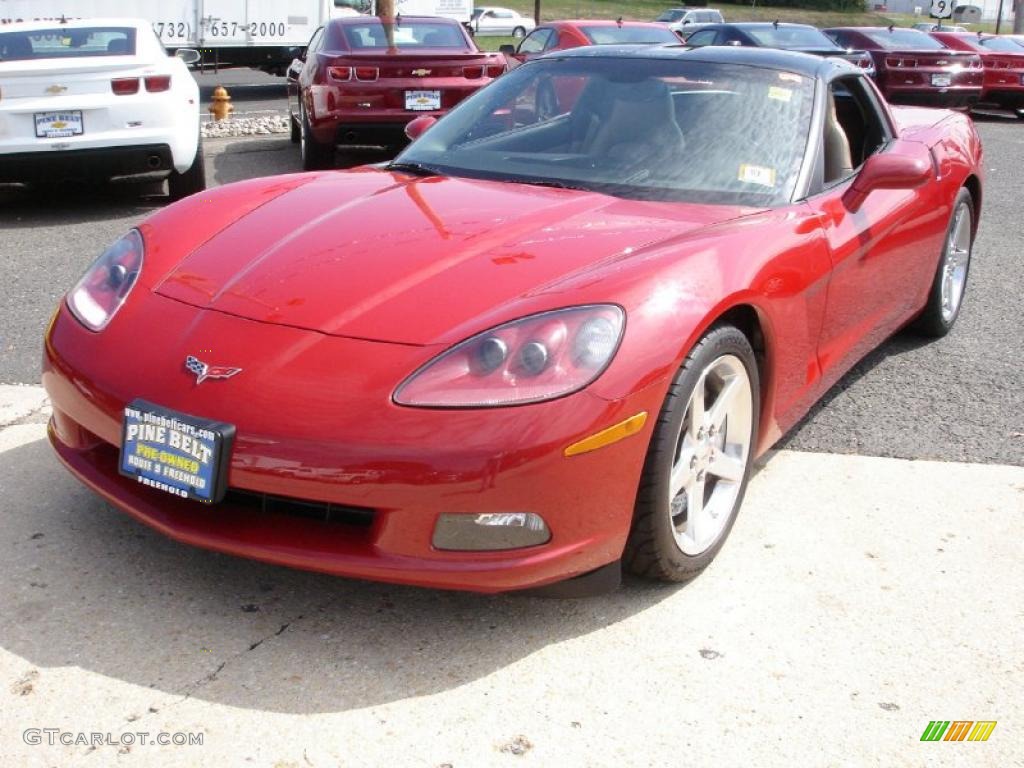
[
  {"xmin": 501, "ymin": 19, "xmax": 682, "ymax": 66},
  {"xmin": 929, "ymin": 31, "xmax": 1024, "ymax": 116},
  {"xmin": 45, "ymin": 46, "xmax": 982, "ymax": 595},
  {"xmin": 286, "ymin": 15, "xmax": 506, "ymax": 169},
  {"xmin": 824, "ymin": 26, "xmax": 982, "ymax": 108}
]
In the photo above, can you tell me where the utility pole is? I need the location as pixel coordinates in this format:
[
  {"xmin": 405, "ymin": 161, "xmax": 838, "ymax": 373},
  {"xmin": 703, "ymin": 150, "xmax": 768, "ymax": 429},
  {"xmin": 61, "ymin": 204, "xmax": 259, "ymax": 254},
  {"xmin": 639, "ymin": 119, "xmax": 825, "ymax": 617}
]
[
  {"xmin": 534, "ymin": 0, "xmax": 541, "ymax": 25},
  {"xmin": 996, "ymin": 0, "xmax": 1004, "ymax": 33},
  {"xmin": 1015, "ymin": 0, "xmax": 1024, "ymax": 34}
]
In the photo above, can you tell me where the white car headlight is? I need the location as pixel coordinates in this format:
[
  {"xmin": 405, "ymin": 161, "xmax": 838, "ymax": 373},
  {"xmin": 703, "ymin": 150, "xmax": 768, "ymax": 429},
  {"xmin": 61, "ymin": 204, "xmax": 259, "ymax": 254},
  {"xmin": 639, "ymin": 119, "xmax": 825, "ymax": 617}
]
[
  {"xmin": 394, "ymin": 305, "xmax": 625, "ymax": 408},
  {"xmin": 67, "ymin": 230, "xmax": 144, "ymax": 332}
]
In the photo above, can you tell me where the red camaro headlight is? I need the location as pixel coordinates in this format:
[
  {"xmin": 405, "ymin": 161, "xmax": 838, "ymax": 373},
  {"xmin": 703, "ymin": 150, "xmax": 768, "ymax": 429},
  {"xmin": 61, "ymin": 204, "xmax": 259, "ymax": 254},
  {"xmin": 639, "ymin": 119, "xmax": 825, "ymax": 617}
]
[
  {"xmin": 67, "ymin": 230, "xmax": 144, "ymax": 331},
  {"xmin": 394, "ymin": 305, "xmax": 625, "ymax": 408}
]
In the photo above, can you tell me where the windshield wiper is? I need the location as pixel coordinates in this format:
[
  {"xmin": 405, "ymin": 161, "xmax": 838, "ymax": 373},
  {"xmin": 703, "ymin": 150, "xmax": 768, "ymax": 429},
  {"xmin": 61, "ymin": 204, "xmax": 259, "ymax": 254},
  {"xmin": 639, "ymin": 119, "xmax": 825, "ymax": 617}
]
[
  {"xmin": 385, "ymin": 161, "xmax": 444, "ymax": 177},
  {"xmin": 503, "ymin": 176, "xmax": 592, "ymax": 192}
]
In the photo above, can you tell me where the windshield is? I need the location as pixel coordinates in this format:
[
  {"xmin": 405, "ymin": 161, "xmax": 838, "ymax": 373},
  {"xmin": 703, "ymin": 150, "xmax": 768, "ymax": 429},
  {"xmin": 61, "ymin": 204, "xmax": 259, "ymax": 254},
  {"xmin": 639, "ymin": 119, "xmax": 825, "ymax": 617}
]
[
  {"xmin": 0, "ymin": 27, "xmax": 136, "ymax": 61},
  {"xmin": 864, "ymin": 28, "xmax": 947, "ymax": 50},
  {"xmin": 657, "ymin": 10, "xmax": 686, "ymax": 22},
  {"xmin": 342, "ymin": 20, "xmax": 468, "ymax": 49},
  {"xmin": 746, "ymin": 25, "xmax": 839, "ymax": 49},
  {"xmin": 978, "ymin": 36, "xmax": 1024, "ymax": 52},
  {"xmin": 395, "ymin": 57, "xmax": 814, "ymax": 206},
  {"xmin": 581, "ymin": 25, "xmax": 680, "ymax": 45}
]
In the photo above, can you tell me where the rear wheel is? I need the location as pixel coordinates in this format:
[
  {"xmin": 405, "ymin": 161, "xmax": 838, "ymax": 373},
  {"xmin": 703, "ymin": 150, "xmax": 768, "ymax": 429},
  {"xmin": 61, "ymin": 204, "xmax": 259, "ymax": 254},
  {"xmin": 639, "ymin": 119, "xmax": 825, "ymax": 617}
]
[
  {"xmin": 167, "ymin": 137, "xmax": 206, "ymax": 201},
  {"xmin": 300, "ymin": 102, "xmax": 334, "ymax": 171},
  {"xmin": 512, "ymin": 26, "xmax": 527, "ymax": 38},
  {"xmin": 910, "ymin": 187, "xmax": 974, "ymax": 337},
  {"xmin": 290, "ymin": 111, "xmax": 300, "ymax": 143},
  {"xmin": 625, "ymin": 325, "xmax": 759, "ymax": 582}
]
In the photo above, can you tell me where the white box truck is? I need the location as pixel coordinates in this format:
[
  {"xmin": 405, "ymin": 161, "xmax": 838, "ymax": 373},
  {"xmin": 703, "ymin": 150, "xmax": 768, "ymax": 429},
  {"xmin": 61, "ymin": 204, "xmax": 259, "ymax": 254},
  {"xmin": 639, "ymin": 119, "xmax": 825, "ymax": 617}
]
[{"xmin": 0, "ymin": 0, "xmax": 473, "ymax": 72}]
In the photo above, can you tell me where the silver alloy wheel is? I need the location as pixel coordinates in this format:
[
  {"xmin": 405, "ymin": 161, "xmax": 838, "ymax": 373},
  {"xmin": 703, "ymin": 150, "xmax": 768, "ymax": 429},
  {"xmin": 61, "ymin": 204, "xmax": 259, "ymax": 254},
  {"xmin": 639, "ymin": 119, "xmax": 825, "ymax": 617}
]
[
  {"xmin": 940, "ymin": 200, "xmax": 971, "ymax": 323},
  {"xmin": 299, "ymin": 103, "xmax": 307, "ymax": 159},
  {"xmin": 668, "ymin": 354, "xmax": 754, "ymax": 556}
]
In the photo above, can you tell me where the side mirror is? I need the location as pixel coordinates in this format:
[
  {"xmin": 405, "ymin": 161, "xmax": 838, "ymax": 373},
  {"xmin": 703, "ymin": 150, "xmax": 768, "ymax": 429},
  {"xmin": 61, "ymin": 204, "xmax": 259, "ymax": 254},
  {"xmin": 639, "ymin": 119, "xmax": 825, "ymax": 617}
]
[
  {"xmin": 404, "ymin": 115, "xmax": 438, "ymax": 142},
  {"xmin": 175, "ymin": 48, "xmax": 201, "ymax": 65},
  {"xmin": 499, "ymin": 43, "xmax": 516, "ymax": 55},
  {"xmin": 842, "ymin": 148, "xmax": 932, "ymax": 212}
]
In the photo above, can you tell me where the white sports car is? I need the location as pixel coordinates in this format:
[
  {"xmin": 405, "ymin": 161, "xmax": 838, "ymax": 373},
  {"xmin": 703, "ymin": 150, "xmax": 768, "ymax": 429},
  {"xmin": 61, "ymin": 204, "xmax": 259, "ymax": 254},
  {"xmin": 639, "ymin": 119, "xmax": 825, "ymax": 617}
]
[{"xmin": 0, "ymin": 17, "xmax": 204, "ymax": 199}]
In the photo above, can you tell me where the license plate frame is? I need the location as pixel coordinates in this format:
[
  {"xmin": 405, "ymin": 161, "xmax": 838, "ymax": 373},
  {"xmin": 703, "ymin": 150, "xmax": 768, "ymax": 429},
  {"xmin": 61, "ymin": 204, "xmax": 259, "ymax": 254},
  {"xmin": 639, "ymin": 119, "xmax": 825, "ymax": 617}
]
[
  {"xmin": 931, "ymin": 74, "xmax": 952, "ymax": 88},
  {"xmin": 118, "ymin": 399, "xmax": 235, "ymax": 503},
  {"xmin": 34, "ymin": 110, "xmax": 84, "ymax": 138},
  {"xmin": 405, "ymin": 89, "xmax": 441, "ymax": 111}
]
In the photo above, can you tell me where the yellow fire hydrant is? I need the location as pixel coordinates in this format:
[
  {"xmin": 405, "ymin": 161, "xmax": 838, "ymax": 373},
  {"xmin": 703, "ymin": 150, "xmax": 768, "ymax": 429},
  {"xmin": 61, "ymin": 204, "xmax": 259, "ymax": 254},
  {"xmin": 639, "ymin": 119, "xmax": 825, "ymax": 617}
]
[{"xmin": 208, "ymin": 86, "xmax": 234, "ymax": 121}]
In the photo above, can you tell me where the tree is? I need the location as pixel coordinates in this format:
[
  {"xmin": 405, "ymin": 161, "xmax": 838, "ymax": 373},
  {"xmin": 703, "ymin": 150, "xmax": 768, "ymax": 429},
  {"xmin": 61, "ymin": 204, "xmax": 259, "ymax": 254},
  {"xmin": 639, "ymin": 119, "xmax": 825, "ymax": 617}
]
[{"xmin": 1015, "ymin": 0, "xmax": 1024, "ymax": 34}]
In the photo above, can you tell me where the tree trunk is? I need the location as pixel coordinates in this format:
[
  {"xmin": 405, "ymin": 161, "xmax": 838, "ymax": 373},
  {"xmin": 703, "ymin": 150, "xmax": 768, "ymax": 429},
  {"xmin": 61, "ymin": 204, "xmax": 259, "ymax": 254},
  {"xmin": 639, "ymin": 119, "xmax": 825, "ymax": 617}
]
[{"xmin": 1014, "ymin": 0, "xmax": 1024, "ymax": 34}]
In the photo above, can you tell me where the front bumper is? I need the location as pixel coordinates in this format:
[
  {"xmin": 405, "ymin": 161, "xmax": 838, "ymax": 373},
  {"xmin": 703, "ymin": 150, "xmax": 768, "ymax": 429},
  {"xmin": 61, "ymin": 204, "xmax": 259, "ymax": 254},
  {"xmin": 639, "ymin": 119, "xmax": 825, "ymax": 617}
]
[
  {"xmin": 43, "ymin": 299, "xmax": 658, "ymax": 593},
  {"xmin": 0, "ymin": 143, "xmax": 173, "ymax": 184}
]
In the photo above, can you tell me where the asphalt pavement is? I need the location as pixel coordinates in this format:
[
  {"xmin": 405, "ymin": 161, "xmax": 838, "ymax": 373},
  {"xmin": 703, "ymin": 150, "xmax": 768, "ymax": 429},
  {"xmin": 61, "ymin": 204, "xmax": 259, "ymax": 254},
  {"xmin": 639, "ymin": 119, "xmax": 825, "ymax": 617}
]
[{"xmin": 1, "ymin": 118, "xmax": 1021, "ymax": 466}]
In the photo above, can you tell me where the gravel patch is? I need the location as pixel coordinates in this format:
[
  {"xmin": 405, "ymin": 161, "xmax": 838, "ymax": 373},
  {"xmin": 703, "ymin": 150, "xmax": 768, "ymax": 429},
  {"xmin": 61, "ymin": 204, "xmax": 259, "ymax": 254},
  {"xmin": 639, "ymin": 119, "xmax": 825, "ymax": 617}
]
[{"xmin": 202, "ymin": 113, "xmax": 291, "ymax": 138}]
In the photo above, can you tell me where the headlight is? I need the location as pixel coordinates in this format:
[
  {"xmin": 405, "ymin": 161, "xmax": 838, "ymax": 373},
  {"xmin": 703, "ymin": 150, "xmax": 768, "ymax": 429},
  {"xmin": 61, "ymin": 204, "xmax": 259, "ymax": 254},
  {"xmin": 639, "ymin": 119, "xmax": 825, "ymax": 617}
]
[
  {"xmin": 394, "ymin": 305, "xmax": 625, "ymax": 408},
  {"xmin": 67, "ymin": 230, "xmax": 144, "ymax": 331}
]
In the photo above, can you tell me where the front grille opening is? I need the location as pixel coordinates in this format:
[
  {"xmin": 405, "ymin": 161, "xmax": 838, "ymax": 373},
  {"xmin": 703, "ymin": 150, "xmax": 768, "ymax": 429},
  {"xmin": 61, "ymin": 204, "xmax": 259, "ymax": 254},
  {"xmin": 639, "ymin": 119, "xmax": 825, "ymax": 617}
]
[{"xmin": 223, "ymin": 489, "xmax": 376, "ymax": 527}]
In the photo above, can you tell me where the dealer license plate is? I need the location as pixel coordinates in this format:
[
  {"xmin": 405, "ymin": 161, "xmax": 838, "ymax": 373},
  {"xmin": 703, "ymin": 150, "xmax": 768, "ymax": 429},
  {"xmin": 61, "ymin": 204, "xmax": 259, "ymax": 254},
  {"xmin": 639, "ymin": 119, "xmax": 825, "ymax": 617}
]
[
  {"xmin": 34, "ymin": 110, "xmax": 83, "ymax": 138},
  {"xmin": 119, "ymin": 400, "xmax": 235, "ymax": 503},
  {"xmin": 931, "ymin": 74, "xmax": 952, "ymax": 87},
  {"xmin": 405, "ymin": 90, "xmax": 441, "ymax": 111}
]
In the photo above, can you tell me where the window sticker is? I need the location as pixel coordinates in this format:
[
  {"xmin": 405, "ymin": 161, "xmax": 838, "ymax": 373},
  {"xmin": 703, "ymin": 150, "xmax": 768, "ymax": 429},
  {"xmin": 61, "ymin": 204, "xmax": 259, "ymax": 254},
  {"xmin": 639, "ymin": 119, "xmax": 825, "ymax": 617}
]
[
  {"xmin": 768, "ymin": 86, "xmax": 793, "ymax": 102},
  {"xmin": 738, "ymin": 164, "xmax": 777, "ymax": 187}
]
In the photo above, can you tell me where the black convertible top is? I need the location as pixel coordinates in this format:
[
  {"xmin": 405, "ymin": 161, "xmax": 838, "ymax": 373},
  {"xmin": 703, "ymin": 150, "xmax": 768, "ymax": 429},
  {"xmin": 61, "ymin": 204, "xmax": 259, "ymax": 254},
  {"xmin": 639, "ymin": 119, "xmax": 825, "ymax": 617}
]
[{"xmin": 549, "ymin": 42, "xmax": 849, "ymax": 79}]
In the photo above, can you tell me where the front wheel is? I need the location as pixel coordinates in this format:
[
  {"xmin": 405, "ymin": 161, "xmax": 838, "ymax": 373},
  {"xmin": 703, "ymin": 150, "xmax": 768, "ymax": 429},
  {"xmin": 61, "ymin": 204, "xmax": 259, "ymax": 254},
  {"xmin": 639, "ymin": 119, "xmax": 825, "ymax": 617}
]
[
  {"xmin": 909, "ymin": 187, "xmax": 974, "ymax": 337},
  {"xmin": 624, "ymin": 325, "xmax": 759, "ymax": 582},
  {"xmin": 167, "ymin": 138, "xmax": 206, "ymax": 201}
]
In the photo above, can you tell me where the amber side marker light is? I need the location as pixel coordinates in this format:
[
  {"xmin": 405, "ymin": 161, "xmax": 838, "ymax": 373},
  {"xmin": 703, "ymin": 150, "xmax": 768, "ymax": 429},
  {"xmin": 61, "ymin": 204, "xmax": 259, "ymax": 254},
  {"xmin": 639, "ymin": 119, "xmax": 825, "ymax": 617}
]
[{"xmin": 564, "ymin": 412, "xmax": 648, "ymax": 457}]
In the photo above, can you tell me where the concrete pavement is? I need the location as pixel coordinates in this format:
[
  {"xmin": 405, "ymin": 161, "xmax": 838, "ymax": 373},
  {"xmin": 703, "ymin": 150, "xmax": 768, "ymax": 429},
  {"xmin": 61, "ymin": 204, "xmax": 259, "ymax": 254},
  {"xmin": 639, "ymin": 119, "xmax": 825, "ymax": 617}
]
[{"xmin": 1, "ymin": 386, "xmax": 1021, "ymax": 767}]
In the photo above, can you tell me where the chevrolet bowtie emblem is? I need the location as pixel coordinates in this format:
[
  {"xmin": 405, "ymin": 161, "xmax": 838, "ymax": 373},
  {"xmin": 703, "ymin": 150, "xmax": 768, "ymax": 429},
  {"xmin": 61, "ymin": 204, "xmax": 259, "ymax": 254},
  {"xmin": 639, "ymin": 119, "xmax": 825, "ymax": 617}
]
[
  {"xmin": 411, "ymin": 68, "xmax": 431, "ymax": 77},
  {"xmin": 185, "ymin": 355, "xmax": 241, "ymax": 385},
  {"xmin": 45, "ymin": 85, "xmax": 68, "ymax": 95}
]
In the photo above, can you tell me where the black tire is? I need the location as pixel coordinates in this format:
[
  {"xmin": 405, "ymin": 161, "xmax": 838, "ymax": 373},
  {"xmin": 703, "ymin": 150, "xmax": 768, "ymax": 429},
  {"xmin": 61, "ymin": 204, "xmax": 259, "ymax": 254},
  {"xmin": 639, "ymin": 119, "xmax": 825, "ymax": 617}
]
[
  {"xmin": 909, "ymin": 187, "xmax": 974, "ymax": 337},
  {"xmin": 290, "ymin": 111, "xmax": 300, "ymax": 143},
  {"xmin": 167, "ymin": 137, "xmax": 206, "ymax": 201},
  {"xmin": 300, "ymin": 102, "xmax": 334, "ymax": 171},
  {"xmin": 624, "ymin": 325, "xmax": 760, "ymax": 583},
  {"xmin": 512, "ymin": 26, "xmax": 527, "ymax": 38}
]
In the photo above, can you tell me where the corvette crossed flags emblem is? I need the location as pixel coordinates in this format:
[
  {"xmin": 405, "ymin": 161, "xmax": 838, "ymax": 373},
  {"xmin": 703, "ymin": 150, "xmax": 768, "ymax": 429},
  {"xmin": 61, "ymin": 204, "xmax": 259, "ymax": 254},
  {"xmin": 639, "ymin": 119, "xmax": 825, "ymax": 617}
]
[{"xmin": 185, "ymin": 355, "xmax": 241, "ymax": 385}]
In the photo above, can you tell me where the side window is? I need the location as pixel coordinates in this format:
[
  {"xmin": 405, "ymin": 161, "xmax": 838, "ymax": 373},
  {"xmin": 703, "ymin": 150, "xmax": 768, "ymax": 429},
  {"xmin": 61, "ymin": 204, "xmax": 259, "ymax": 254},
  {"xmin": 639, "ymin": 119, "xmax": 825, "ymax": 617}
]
[
  {"xmin": 518, "ymin": 28, "xmax": 552, "ymax": 54},
  {"xmin": 720, "ymin": 31, "xmax": 745, "ymax": 46},
  {"xmin": 824, "ymin": 30, "xmax": 845, "ymax": 47},
  {"xmin": 544, "ymin": 31, "xmax": 561, "ymax": 51},
  {"xmin": 823, "ymin": 76, "xmax": 891, "ymax": 185},
  {"xmin": 686, "ymin": 29, "xmax": 718, "ymax": 47},
  {"xmin": 305, "ymin": 27, "xmax": 324, "ymax": 57}
]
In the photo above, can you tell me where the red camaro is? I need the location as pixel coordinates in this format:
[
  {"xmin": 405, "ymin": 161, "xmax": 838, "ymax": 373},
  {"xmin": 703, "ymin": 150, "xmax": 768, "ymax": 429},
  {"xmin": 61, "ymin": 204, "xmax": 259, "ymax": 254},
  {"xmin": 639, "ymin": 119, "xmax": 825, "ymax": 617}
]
[
  {"xmin": 45, "ymin": 47, "xmax": 982, "ymax": 595},
  {"xmin": 825, "ymin": 26, "xmax": 983, "ymax": 108},
  {"xmin": 286, "ymin": 16, "xmax": 506, "ymax": 169},
  {"xmin": 929, "ymin": 31, "xmax": 1024, "ymax": 116},
  {"xmin": 502, "ymin": 19, "xmax": 682, "ymax": 66}
]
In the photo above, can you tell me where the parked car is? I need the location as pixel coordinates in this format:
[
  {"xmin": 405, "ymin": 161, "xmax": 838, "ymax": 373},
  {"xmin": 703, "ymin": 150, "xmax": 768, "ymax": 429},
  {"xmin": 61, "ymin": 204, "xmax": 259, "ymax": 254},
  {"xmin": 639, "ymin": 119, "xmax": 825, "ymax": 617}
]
[
  {"xmin": 470, "ymin": 7, "xmax": 536, "ymax": 38},
  {"xmin": 683, "ymin": 22, "xmax": 875, "ymax": 77},
  {"xmin": 501, "ymin": 19, "xmax": 682, "ymax": 67},
  {"xmin": 824, "ymin": 26, "xmax": 982, "ymax": 108},
  {"xmin": 45, "ymin": 46, "xmax": 982, "ymax": 594},
  {"xmin": 286, "ymin": 15, "xmax": 506, "ymax": 168},
  {"xmin": 929, "ymin": 31, "xmax": 1024, "ymax": 116},
  {"xmin": 912, "ymin": 23, "xmax": 968, "ymax": 33},
  {"xmin": 655, "ymin": 7, "xmax": 724, "ymax": 34},
  {"xmin": 0, "ymin": 17, "xmax": 203, "ymax": 198}
]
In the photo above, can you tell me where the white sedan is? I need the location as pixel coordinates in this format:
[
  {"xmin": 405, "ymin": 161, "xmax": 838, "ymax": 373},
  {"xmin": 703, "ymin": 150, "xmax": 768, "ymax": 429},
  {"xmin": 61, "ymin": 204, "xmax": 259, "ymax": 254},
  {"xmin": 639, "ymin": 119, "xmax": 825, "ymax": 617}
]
[
  {"xmin": 0, "ymin": 17, "xmax": 204, "ymax": 199},
  {"xmin": 471, "ymin": 7, "xmax": 536, "ymax": 38}
]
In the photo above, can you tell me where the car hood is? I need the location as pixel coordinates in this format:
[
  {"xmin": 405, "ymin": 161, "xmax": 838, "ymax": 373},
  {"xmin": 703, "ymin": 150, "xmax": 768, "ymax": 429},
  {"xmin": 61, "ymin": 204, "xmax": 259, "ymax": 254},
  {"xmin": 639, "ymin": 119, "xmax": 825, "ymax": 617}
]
[{"xmin": 154, "ymin": 169, "xmax": 756, "ymax": 345}]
